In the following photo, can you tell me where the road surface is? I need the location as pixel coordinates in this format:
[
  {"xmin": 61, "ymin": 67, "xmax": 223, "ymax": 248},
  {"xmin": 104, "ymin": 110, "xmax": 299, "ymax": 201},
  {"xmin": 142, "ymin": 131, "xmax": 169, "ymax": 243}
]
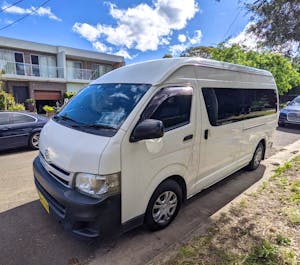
[{"xmin": 0, "ymin": 126, "xmax": 299, "ymax": 265}]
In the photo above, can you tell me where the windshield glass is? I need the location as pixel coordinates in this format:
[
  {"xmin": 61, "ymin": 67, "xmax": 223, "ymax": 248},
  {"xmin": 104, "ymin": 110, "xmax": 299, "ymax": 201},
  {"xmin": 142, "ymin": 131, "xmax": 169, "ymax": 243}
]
[
  {"xmin": 291, "ymin": 97, "xmax": 300, "ymax": 106},
  {"xmin": 56, "ymin": 83, "xmax": 151, "ymax": 135}
]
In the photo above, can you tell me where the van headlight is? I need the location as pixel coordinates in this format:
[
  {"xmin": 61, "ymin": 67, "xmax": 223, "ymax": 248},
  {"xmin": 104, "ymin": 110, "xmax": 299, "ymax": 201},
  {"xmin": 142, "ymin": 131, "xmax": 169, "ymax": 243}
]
[{"xmin": 75, "ymin": 172, "xmax": 120, "ymax": 198}]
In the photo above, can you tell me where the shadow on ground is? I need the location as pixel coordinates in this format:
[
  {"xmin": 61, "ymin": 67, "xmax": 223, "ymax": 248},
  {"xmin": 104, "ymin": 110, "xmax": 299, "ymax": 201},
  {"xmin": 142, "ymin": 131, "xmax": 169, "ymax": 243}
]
[
  {"xmin": 0, "ymin": 147, "xmax": 35, "ymax": 157},
  {"xmin": 0, "ymin": 165, "xmax": 266, "ymax": 265},
  {"xmin": 276, "ymin": 124, "xmax": 300, "ymax": 134}
]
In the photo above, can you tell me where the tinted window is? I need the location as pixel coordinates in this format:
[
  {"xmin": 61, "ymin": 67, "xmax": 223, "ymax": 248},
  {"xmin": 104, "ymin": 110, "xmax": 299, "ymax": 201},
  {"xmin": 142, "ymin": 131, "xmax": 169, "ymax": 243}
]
[
  {"xmin": 202, "ymin": 88, "xmax": 277, "ymax": 126},
  {"xmin": 0, "ymin": 113, "xmax": 10, "ymax": 125},
  {"xmin": 146, "ymin": 87, "xmax": 192, "ymax": 130},
  {"xmin": 12, "ymin": 113, "xmax": 35, "ymax": 124}
]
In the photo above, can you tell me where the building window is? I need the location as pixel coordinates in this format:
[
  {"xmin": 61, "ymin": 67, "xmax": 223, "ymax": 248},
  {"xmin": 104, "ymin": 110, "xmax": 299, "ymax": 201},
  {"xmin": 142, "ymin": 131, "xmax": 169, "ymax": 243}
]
[
  {"xmin": 92, "ymin": 63, "xmax": 113, "ymax": 79},
  {"xmin": 31, "ymin": 55, "xmax": 40, "ymax": 76},
  {"xmin": 67, "ymin": 60, "xmax": 83, "ymax": 79},
  {"xmin": 14, "ymin": 52, "xmax": 25, "ymax": 75}
]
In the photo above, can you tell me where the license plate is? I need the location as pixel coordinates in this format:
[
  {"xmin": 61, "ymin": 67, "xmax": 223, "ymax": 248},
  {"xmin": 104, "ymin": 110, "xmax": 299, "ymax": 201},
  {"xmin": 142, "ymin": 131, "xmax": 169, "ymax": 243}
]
[{"xmin": 38, "ymin": 191, "xmax": 50, "ymax": 214}]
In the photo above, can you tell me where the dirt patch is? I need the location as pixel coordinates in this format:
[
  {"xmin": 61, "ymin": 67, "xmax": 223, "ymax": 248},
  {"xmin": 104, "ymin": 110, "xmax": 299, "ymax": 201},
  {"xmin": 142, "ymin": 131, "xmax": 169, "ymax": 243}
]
[{"xmin": 162, "ymin": 157, "xmax": 300, "ymax": 265}]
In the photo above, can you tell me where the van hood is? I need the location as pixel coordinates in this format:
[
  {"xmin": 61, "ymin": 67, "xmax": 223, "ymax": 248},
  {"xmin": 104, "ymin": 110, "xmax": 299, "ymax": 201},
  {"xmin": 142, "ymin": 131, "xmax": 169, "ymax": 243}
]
[{"xmin": 39, "ymin": 119, "xmax": 110, "ymax": 174}]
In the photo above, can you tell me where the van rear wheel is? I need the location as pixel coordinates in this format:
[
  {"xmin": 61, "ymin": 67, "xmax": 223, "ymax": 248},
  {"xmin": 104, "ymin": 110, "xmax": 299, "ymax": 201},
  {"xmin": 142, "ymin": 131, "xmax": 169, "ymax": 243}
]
[
  {"xmin": 247, "ymin": 142, "xmax": 264, "ymax": 171},
  {"xmin": 145, "ymin": 180, "xmax": 182, "ymax": 231}
]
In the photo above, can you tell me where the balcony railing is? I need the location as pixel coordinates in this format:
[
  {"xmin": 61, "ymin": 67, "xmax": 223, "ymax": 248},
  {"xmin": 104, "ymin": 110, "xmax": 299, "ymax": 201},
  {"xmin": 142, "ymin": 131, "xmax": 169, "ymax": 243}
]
[
  {"xmin": 66, "ymin": 67, "xmax": 102, "ymax": 81},
  {"xmin": 0, "ymin": 60, "xmax": 64, "ymax": 79}
]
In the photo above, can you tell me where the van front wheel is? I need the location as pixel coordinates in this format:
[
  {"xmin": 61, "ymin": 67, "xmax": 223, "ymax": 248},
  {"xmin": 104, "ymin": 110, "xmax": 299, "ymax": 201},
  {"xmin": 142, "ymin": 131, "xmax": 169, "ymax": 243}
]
[
  {"xmin": 247, "ymin": 142, "xmax": 264, "ymax": 171},
  {"xmin": 145, "ymin": 180, "xmax": 182, "ymax": 231}
]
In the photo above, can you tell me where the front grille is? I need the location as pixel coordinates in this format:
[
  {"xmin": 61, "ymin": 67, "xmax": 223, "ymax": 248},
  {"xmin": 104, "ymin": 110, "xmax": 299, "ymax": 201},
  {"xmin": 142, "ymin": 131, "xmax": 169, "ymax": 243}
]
[
  {"xmin": 39, "ymin": 152, "xmax": 73, "ymax": 188},
  {"xmin": 287, "ymin": 112, "xmax": 300, "ymax": 122}
]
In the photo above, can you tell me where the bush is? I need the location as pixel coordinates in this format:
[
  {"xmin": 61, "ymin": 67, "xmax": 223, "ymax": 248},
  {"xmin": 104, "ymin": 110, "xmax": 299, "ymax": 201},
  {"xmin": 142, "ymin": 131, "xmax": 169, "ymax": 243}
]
[
  {"xmin": 25, "ymin": 98, "xmax": 35, "ymax": 105},
  {"xmin": 0, "ymin": 90, "xmax": 25, "ymax": 111},
  {"xmin": 63, "ymin": 91, "xmax": 76, "ymax": 99},
  {"xmin": 43, "ymin": 105, "xmax": 55, "ymax": 112},
  {"xmin": 9, "ymin": 103, "xmax": 25, "ymax": 111}
]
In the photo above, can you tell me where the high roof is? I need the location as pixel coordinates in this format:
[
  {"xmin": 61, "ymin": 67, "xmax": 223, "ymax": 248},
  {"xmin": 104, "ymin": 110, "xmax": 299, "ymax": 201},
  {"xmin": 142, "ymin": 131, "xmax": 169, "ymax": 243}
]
[{"xmin": 93, "ymin": 57, "xmax": 272, "ymax": 85}]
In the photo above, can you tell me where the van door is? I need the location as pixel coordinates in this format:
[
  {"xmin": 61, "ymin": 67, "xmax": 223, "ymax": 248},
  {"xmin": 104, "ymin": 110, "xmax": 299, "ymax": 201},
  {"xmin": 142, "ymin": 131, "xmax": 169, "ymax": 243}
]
[
  {"xmin": 120, "ymin": 86, "xmax": 199, "ymax": 223},
  {"xmin": 196, "ymin": 86, "xmax": 244, "ymax": 190}
]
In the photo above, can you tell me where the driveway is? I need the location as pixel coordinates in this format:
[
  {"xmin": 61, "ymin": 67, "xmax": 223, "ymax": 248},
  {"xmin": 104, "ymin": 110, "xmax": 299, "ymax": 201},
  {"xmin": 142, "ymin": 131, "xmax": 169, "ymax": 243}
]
[{"xmin": 0, "ymin": 126, "xmax": 299, "ymax": 265}]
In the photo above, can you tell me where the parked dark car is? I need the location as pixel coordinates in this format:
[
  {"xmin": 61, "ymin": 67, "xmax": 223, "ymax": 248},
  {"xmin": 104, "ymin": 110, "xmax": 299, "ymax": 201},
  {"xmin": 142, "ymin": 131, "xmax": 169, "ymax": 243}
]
[
  {"xmin": 278, "ymin": 96, "xmax": 300, "ymax": 127},
  {"xmin": 0, "ymin": 111, "xmax": 48, "ymax": 151}
]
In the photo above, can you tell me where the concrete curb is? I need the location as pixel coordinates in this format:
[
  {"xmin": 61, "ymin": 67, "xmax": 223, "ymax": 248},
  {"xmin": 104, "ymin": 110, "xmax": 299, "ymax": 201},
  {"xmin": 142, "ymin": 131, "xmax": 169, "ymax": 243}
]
[{"xmin": 147, "ymin": 139, "xmax": 300, "ymax": 265}]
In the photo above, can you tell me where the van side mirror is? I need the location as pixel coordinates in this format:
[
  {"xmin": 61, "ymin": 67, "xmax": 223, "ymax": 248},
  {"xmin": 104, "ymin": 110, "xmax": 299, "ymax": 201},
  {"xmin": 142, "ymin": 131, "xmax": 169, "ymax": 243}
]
[{"xmin": 130, "ymin": 119, "xmax": 164, "ymax": 142}]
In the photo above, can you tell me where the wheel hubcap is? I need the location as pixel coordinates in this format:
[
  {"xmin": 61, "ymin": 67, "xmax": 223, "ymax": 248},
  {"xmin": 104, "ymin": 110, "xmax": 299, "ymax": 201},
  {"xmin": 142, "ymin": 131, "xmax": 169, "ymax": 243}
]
[
  {"xmin": 152, "ymin": 191, "xmax": 178, "ymax": 225},
  {"xmin": 254, "ymin": 146, "xmax": 263, "ymax": 167},
  {"xmin": 32, "ymin": 133, "xmax": 40, "ymax": 148}
]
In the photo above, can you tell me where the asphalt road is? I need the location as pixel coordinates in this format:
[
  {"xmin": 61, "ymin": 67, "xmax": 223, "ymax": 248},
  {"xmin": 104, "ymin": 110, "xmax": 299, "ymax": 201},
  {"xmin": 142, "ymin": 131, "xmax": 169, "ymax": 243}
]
[{"xmin": 0, "ymin": 126, "xmax": 299, "ymax": 265}]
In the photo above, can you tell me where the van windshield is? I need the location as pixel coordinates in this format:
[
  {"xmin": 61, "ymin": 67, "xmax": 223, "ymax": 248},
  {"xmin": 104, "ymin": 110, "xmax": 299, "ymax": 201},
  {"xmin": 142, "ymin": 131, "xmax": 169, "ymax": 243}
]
[{"xmin": 54, "ymin": 83, "xmax": 151, "ymax": 136}]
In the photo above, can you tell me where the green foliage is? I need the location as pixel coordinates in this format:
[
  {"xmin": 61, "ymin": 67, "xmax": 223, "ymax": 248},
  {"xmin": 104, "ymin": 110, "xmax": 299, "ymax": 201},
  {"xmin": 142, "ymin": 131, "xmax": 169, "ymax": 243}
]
[
  {"xmin": 162, "ymin": 54, "xmax": 173, "ymax": 58},
  {"xmin": 245, "ymin": 240, "xmax": 279, "ymax": 265},
  {"xmin": 276, "ymin": 235, "xmax": 291, "ymax": 246},
  {"xmin": 0, "ymin": 89, "xmax": 25, "ymax": 111},
  {"xmin": 246, "ymin": 0, "xmax": 300, "ymax": 53},
  {"xmin": 182, "ymin": 44, "xmax": 300, "ymax": 95},
  {"xmin": 63, "ymin": 92, "xmax": 76, "ymax": 99},
  {"xmin": 25, "ymin": 98, "xmax": 35, "ymax": 104},
  {"xmin": 9, "ymin": 103, "xmax": 25, "ymax": 111},
  {"xmin": 43, "ymin": 105, "xmax": 55, "ymax": 112},
  {"xmin": 181, "ymin": 46, "xmax": 216, "ymax": 58}
]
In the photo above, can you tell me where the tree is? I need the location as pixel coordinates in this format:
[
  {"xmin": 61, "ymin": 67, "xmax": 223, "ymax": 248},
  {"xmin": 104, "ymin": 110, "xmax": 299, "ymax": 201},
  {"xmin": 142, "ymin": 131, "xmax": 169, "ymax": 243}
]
[
  {"xmin": 182, "ymin": 44, "xmax": 300, "ymax": 95},
  {"xmin": 163, "ymin": 54, "xmax": 173, "ymax": 58},
  {"xmin": 180, "ymin": 46, "xmax": 216, "ymax": 58},
  {"xmin": 246, "ymin": 0, "xmax": 300, "ymax": 54}
]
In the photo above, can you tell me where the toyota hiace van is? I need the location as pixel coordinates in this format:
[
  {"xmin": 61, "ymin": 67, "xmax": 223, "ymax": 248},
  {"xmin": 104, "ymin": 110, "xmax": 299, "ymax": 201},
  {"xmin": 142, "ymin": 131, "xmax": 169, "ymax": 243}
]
[{"xmin": 33, "ymin": 58, "xmax": 278, "ymax": 238}]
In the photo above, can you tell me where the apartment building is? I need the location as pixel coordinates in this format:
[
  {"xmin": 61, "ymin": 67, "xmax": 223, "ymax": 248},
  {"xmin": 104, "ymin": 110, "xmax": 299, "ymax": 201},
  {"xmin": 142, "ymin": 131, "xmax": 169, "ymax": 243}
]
[{"xmin": 0, "ymin": 36, "xmax": 124, "ymax": 113}]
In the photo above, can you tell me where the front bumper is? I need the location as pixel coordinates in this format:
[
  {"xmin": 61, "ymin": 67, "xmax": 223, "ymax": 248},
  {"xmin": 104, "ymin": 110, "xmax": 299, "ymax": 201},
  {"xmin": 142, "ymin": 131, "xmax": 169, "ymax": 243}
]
[{"xmin": 33, "ymin": 156, "xmax": 121, "ymax": 238}]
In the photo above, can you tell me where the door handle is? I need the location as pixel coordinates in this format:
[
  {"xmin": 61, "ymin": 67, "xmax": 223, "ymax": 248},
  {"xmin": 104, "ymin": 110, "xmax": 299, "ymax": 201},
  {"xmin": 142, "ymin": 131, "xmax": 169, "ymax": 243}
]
[
  {"xmin": 183, "ymin": 134, "xmax": 193, "ymax": 142},
  {"xmin": 204, "ymin": 129, "xmax": 209, "ymax": 140}
]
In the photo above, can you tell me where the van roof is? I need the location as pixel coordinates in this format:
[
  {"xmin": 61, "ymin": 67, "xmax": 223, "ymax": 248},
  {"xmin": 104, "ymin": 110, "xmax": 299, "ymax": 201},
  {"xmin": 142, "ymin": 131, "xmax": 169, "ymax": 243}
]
[{"xmin": 92, "ymin": 57, "xmax": 273, "ymax": 85}]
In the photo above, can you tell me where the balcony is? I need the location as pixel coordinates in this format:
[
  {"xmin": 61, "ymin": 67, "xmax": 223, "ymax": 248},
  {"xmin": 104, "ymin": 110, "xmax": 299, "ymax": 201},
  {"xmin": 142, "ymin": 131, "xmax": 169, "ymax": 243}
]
[
  {"xmin": 66, "ymin": 67, "xmax": 101, "ymax": 82},
  {"xmin": 0, "ymin": 60, "xmax": 64, "ymax": 80}
]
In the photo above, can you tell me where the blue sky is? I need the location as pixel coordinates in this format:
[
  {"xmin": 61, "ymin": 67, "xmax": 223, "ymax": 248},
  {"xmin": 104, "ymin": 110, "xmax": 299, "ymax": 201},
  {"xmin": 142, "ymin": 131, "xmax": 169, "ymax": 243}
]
[{"xmin": 0, "ymin": 0, "xmax": 252, "ymax": 64}]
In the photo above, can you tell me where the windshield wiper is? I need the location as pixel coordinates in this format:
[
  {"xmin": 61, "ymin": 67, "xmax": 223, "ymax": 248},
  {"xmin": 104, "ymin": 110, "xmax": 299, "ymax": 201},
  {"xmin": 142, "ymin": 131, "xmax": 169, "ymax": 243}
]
[
  {"xmin": 73, "ymin": 124, "xmax": 117, "ymax": 130},
  {"xmin": 53, "ymin": 114, "xmax": 78, "ymax": 123}
]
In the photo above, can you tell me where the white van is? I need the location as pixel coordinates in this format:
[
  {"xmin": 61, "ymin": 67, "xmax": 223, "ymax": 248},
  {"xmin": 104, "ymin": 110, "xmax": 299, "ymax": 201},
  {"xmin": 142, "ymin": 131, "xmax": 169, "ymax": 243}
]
[{"xmin": 33, "ymin": 58, "xmax": 278, "ymax": 238}]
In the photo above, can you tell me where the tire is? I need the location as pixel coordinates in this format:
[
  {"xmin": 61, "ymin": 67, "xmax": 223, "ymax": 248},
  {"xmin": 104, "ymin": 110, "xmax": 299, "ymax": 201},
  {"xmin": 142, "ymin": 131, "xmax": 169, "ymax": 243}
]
[
  {"xmin": 247, "ymin": 142, "xmax": 265, "ymax": 171},
  {"xmin": 278, "ymin": 121, "xmax": 285, "ymax": 127},
  {"xmin": 29, "ymin": 132, "xmax": 40, "ymax": 150},
  {"xmin": 145, "ymin": 179, "xmax": 182, "ymax": 231}
]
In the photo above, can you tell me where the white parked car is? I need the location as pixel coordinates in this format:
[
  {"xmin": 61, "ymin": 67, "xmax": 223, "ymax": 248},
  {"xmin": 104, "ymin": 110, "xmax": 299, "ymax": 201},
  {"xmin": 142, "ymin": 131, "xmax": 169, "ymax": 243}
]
[{"xmin": 33, "ymin": 58, "xmax": 278, "ymax": 238}]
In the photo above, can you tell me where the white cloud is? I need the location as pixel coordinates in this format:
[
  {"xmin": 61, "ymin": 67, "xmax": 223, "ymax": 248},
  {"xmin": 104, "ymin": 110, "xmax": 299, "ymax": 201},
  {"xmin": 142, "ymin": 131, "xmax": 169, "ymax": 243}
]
[
  {"xmin": 169, "ymin": 30, "xmax": 203, "ymax": 56},
  {"xmin": 169, "ymin": 44, "xmax": 187, "ymax": 56},
  {"xmin": 227, "ymin": 22, "xmax": 260, "ymax": 50},
  {"xmin": 2, "ymin": 3, "xmax": 61, "ymax": 21},
  {"xmin": 227, "ymin": 22, "xmax": 299, "ymax": 57},
  {"xmin": 114, "ymin": 49, "xmax": 132, "ymax": 59},
  {"xmin": 178, "ymin": 34, "xmax": 187, "ymax": 43},
  {"xmin": 73, "ymin": 23, "xmax": 100, "ymax": 42},
  {"xmin": 189, "ymin": 30, "xmax": 202, "ymax": 45},
  {"xmin": 73, "ymin": 0, "xmax": 199, "ymax": 56},
  {"xmin": 92, "ymin": 41, "xmax": 110, "ymax": 53}
]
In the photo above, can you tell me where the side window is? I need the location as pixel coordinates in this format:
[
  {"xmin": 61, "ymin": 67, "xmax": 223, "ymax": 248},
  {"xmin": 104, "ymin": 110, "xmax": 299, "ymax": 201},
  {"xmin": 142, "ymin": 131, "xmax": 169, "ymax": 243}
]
[
  {"xmin": 202, "ymin": 88, "xmax": 243, "ymax": 126},
  {"xmin": 12, "ymin": 113, "xmax": 35, "ymax": 124},
  {"xmin": 202, "ymin": 88, "xmax": 277, "ymax": 126},
  {"xmin": 145, "ymin": 87, "xmax": 192, "ymax": 130},
  {"xmin": 0, "ymin": 113, "xmax": 11, "ymax": 125}
]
